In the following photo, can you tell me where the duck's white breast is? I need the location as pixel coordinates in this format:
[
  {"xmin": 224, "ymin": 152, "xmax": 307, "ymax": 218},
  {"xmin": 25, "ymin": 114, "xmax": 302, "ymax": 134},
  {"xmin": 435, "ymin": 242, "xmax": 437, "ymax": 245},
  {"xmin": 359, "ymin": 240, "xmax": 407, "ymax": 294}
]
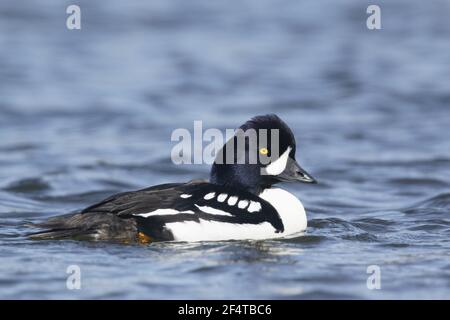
[{"xmin": 259, "ymin": 187, "xmax": 307, "ymax": 236}]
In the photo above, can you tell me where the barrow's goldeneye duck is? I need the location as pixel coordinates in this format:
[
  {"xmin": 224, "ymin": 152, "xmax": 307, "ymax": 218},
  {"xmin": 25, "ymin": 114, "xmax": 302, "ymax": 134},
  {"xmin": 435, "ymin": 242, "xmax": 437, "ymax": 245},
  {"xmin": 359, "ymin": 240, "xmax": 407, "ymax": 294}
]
[{"xmin": 30, "ymin": 114, "xmax": 317, "ymax": 243}]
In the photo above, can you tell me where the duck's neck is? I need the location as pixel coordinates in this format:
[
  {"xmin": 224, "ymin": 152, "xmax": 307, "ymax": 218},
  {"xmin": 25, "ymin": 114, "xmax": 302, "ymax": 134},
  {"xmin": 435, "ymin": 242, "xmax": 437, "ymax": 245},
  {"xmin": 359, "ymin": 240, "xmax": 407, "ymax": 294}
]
[
  {"xmin": 210, "ymin": 164, "xmax": 268, "ymax": 195},
  {"xmin": 209, "ymin": 177, "xmax": 265, "ymax": 195}
]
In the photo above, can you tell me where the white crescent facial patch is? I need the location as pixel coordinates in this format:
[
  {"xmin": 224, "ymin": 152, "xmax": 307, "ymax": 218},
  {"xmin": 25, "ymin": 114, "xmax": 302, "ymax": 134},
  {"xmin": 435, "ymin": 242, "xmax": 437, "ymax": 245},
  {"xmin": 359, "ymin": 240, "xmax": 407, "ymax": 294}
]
[{"xmin": 264, "ymin": 146, "xmax": 292, "ymax": 175}]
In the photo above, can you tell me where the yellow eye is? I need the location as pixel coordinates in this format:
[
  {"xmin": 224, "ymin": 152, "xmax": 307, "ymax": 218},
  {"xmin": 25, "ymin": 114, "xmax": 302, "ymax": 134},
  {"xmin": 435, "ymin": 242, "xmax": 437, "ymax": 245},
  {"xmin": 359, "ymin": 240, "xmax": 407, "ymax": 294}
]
[{"xmin": 259, "ymin": 147, "xmax": 269, "ymax": 155}]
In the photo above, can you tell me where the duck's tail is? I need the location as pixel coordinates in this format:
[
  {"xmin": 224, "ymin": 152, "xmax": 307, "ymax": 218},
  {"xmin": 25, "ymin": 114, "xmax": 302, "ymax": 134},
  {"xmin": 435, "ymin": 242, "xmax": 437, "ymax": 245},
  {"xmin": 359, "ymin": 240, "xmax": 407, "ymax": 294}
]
[
  {"xmin": 29, "ymin": 228, "xmax": 95, "ymax": 240},
  {"xmin": 27, "ymin": 213, "xmax": 95, "ymax": 240},
  {"xmin": 27, "ymin": 212, "xmax": 137, "ymax": 241}
]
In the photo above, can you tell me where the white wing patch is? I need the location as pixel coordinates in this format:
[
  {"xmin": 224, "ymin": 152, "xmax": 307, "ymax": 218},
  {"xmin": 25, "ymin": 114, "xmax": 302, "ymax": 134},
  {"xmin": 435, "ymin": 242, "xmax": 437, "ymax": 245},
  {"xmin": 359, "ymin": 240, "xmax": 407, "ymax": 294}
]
[
  {"xmin": 265, "ymin": 146, "xmax": 292, "ymax": 175},
  {"xmin": 180, "ymin": 194, "xmax": 192, "ymax": 199},
  {"xmin": 135, "ymin": 209, "xmax": 195, "ymax": 217},
  {"xmin": 204, "ymin": 192, "xmax": 215, "ymax": 200},
  {"xmin": 238, "ymin": 200, "xmax": 249, "ymax": 209},
  {"xmin": 195, "ymin": 204, "xmax": 232, "ymax": 217},
  {"xmin": 227, "ymin": 196, "xmax": 238, "ymax": 206},
  {"xmin": 247, "ymin": 201, "xmax": 262, "ymax": 212},
  {"xmin": 217, "ymin": 193, "xmax": 228, "ymax": 202}
]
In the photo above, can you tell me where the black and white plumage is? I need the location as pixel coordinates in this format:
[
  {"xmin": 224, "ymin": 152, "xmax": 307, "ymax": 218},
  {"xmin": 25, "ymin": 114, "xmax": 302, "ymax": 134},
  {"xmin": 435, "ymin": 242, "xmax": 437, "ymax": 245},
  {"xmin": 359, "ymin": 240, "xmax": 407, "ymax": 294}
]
[{"xmin": 30, "ymin": 114, "xmax": 316, "ymax": 242}]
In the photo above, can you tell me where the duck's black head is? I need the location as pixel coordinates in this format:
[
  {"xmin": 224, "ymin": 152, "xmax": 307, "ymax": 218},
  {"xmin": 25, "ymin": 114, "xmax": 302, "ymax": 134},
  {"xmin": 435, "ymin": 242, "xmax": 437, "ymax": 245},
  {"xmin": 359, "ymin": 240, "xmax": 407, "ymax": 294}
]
[{"xmin": 210, "ymin": 114, "xmax": 316, "ymax": 194}]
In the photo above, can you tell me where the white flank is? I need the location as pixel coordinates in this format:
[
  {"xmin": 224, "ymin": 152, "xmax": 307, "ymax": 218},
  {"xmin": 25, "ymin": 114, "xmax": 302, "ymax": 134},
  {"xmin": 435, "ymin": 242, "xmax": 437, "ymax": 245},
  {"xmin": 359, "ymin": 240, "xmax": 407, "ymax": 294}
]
[
  {"xmin": 238, "ymin": 200, "xmax": 249, "ymax": 209},
  {"xmin": 265, "ymin": 146, "xmax": 292, "ymax": 175},
  {"xmin": 167, "ymin": 220, "xmax": 276, "ymax": 241},
  {"xmin": 204, "ymin": 192, "xmax": 215, "ymax": 200},
  {"xmin": 247, "ymin": 201, "xmax": 262, "ymax": 212},
  {"xmin": 195, "ymin": 204, "xmax": 232, "ymax": 217},
  {"xmin": 180, "ymin": 194, "xmax": 192, "ymax": 199},
  {"xmin": 135, "ymin": 209, "xmax": 195, "ymax": 217},
  {"xmin": 227, "ymin": 196, "xmax": 238, "ymax": 206},
  {"xmin": 217, "ymin": 193, "xmax": 228, "ymax": 202}
]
